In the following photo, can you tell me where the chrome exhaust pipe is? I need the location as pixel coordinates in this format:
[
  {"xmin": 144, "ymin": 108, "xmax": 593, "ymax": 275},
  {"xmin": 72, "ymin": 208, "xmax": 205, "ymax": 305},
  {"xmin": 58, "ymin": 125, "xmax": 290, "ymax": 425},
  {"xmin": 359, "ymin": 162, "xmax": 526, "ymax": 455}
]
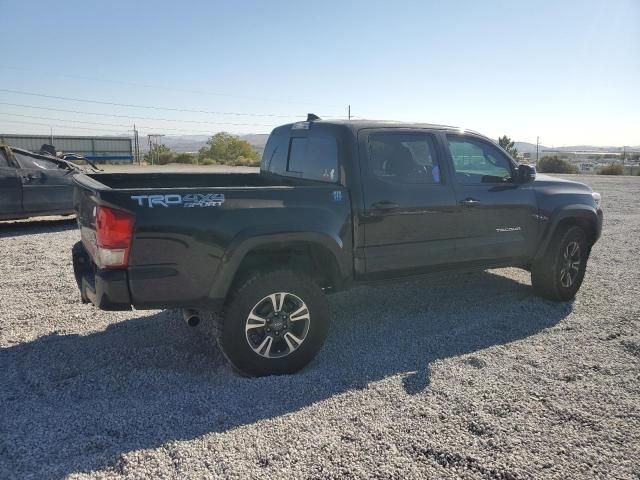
[{"xmin": 182, "ymin": 309, "xmax": 201, "ymax": 327}]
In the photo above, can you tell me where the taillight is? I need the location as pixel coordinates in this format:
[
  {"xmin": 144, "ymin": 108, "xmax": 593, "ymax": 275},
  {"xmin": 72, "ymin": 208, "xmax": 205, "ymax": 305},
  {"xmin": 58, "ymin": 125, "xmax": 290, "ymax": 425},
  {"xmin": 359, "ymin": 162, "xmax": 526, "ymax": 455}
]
[{"xmin": 95, "ymin": 206, "xmax": 135, "ymax": 268}]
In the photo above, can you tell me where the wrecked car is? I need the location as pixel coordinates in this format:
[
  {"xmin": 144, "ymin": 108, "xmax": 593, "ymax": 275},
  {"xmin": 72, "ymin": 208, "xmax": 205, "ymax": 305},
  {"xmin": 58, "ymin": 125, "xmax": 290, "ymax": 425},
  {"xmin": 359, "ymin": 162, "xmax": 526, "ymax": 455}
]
[{"xmin": 0, "ymin": 144, "xmax": 99, "ymax": 221}]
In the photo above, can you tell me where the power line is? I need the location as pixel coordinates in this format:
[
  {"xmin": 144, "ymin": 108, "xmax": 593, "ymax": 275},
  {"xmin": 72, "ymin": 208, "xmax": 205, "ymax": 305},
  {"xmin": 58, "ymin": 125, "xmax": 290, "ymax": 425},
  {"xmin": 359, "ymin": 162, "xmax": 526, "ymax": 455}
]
[
  {"xmin": 0, "ymin": 102, "xmax": 279, "ymax": 127},
  {"xmin": 0, "ymin": 65, "xmax": 345, "ymax": 108},
  {"xmin": 0, "ymin": 111, "xmax": 272, "ymax": 134},
  {"xmin": 0, "ymin": 88, "xmax": 341, "ymax": 118},
  {"xmin": 0, "ymin": 111, "xmax": 128, "ymax": 127},
  {"xmin": 0, "ymin": 118, "xmax": 131, "ymax": 134}
]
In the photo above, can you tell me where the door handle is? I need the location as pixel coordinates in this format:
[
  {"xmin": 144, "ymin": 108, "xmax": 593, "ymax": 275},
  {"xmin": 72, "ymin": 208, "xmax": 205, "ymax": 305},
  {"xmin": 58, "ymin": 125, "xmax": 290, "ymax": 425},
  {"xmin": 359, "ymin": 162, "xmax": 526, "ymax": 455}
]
[
  {"xmin": 371, "ymin": 200, "xmax": 399, "ymax": 210},
  {"xmin": 22, "ymin": 172, "xmax": 44, "ymax": 183},
  {"xmin": 460, "ymin": 198, "xmax": 480, "ymax": 206}
]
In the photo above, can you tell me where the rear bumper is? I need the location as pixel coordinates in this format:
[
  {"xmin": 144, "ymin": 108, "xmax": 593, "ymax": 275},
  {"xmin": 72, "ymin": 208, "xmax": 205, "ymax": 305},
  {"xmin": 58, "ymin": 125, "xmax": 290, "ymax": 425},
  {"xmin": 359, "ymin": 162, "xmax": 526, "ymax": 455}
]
[{"xmin": 72, "ymin": 241, "xmax": 132, "ymax": 311}]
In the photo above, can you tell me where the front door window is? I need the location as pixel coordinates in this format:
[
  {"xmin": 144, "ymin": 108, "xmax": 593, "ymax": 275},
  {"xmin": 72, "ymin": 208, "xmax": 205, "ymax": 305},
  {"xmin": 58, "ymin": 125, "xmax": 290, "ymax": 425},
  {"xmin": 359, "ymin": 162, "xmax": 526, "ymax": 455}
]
[{"xmin": 446, "ymin": 136, "xmax": 513, "ymax": 184}]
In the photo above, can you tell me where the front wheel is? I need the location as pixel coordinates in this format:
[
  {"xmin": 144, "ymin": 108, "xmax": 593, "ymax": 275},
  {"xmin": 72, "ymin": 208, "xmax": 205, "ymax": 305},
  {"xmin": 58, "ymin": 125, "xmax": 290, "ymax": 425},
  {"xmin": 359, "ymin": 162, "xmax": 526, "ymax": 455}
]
[
  {"xmin": 213, "ymin": 270, "xmax": 330, "ymax": 376},
  {"xmin": 531, "ymin": 225, "xmax": 589, "ymax": 301}
]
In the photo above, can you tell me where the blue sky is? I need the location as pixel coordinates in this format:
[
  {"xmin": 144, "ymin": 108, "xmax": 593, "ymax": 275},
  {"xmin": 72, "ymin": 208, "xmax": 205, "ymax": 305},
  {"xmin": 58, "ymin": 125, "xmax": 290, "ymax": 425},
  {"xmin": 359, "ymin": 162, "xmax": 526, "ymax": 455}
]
[{"xmin": 0, "ymin": 0, "xmax": 638, "ymax": 146}]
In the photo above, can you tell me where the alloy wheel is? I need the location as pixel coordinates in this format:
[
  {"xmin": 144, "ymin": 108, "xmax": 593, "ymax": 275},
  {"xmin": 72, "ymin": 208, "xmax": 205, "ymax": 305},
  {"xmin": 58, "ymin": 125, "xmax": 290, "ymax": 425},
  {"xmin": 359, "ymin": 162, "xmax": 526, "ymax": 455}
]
[
  {"xmin": 245, "ymin": 292, "xmax": 311, "ymax": 358},
  {"xmin": 560, "ymin": 241, "xmax": 581, "ymax": 288}
]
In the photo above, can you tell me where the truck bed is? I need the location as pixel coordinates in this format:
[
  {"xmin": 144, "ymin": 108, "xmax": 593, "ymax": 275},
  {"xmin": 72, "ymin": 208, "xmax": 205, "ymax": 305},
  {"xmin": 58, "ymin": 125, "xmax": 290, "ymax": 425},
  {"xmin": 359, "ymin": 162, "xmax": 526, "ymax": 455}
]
[
  {"xmin": 77, "ymin": 171, "xmax": 309, "ymax": 190},
  {"xmin": 72, "ymin": 171, "xmax": 352, "ymax": 310}
]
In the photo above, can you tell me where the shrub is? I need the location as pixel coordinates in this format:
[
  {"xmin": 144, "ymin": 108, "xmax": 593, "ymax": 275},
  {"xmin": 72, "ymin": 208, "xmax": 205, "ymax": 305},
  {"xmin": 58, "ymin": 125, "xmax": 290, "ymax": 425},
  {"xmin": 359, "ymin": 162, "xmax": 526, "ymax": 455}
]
[
  {"xmin": 597, "ymin": 163, "xmax": 624, "ymax": 175},
  {"xmin": 228, "ymin": 155, "xmax": 261, "ymax": 167},
  {"xmin": 537, "ymin": 156, "xmax": 579, "ymax": 174},
  {"xmin": 174, "ymin": 152, "xmax": 195, "ymax": 164},
  {"xmin": 156, "ymin": 151, "xmax": 175, "ymax": 165}
]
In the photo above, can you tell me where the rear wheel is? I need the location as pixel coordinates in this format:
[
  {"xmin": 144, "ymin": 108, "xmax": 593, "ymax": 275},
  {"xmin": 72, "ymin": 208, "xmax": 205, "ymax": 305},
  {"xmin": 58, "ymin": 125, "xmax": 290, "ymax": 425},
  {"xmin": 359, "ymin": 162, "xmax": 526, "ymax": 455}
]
[
  {"xmin": 531, "ymin": 225, "xmax": 588, "ymax": 301},
  {"xmin": 212, "ymin": 270, "xmax": 329, "ymax": 376}
]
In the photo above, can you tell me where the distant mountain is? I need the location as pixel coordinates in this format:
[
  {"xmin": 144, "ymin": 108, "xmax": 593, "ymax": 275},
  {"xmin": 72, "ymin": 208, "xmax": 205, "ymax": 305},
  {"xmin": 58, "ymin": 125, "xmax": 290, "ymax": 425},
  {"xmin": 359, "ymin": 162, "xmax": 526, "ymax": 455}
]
[
  {"xmin": 153, "ymin": 135, "xmax": 209, "ymax": 152},
  {"xmin": 239, "ymin": 134, "xmax": 269, "ymax": 152},
  {"xmin": 144, "ymin": 134, "xmax": 637, "ymax": 156},
  {"xmin": 514, "ymin": 142, "xmax": 547, "ymax": 155},
  {"xmin": 514, "ymin": 142, "xmax": 638, "ymax": 155},
  {"xmin": 141, "ymin": 133, "xmax": 270, "ymax": 154}
]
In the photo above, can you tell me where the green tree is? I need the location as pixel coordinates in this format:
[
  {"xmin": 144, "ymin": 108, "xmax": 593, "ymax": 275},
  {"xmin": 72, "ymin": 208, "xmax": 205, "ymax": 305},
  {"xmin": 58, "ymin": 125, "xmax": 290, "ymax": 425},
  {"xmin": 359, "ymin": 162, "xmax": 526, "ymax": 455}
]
[
  {"xmin": 498, "ymin": 135, "xmax": 519, "ymax": 159},
  {"xmin": 144, "ymin": 144, "xmax": 175, "ymax": 165},
  {"xmin": 198, "ymin": 132, "xmax": 260, "ymax": 166},
  {"xmin": 538, "ymin": 156, "xmax": 579, "ymax": 174}
]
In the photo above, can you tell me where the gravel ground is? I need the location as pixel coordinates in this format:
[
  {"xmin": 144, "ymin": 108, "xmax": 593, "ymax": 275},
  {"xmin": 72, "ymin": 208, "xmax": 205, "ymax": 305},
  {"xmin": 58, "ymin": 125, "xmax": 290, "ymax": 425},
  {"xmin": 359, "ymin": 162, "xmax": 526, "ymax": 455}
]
[{"xmin": 1, "ymin": 175, "xmax": 638, "ymax": 479}]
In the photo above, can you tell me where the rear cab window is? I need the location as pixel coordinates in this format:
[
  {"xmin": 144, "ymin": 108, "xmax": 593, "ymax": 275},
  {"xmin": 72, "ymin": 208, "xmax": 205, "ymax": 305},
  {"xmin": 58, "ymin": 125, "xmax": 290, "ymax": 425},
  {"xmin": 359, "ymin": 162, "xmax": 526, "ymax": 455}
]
[{"xmin": 261, "ymin": 123, "xmax": 339, "ymax": 183}]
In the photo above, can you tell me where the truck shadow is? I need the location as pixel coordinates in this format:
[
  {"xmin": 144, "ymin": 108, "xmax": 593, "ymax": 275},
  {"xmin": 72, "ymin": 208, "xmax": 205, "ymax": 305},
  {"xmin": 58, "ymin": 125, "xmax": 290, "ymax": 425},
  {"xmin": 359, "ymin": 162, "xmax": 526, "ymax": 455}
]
[
  {"xmin": 0, "ymin": 270, "xmax": 571, "ymax": 478},
  {"xmin": 0, "ymin": 217, "xmax": 76, "ymax": 238}
]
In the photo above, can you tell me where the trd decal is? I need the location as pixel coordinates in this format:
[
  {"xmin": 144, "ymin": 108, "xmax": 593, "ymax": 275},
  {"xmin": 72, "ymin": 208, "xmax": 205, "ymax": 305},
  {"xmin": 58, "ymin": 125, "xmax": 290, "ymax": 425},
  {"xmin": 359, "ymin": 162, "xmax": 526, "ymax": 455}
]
[{"xmin": 131, "ymin": 193, "xmax": 225, "ymax": 208}]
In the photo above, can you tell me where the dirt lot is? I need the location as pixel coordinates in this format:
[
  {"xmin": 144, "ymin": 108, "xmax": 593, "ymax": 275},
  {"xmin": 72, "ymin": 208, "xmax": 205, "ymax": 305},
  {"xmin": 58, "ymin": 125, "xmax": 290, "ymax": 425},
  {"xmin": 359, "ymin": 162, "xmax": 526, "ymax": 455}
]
[{"xmin": 1, "ymin": 175, "xmax": 638, "ymax": 479}]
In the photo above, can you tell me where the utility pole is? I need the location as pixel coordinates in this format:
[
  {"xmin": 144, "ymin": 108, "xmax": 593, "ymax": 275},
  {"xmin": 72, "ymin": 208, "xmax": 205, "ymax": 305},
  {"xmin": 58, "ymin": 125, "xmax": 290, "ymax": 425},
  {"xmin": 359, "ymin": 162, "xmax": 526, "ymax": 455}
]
[
  {"xmin": 348, "ymin": 105, "xmax": 351, "ymax": 120},
  {"xmin": 147, "ymin": 134, "xmax": 165, "ymax": 165},
  {"xmin": 133, "ymin": 124, "xmax": 140, "ymax": 165},
  {"xmin": 536, "ymin": 136, "xmax": 539, "ymax": 167},
  {"xmin": 50, "ymin": 127, "xmax": 53, "ymax": 145}
]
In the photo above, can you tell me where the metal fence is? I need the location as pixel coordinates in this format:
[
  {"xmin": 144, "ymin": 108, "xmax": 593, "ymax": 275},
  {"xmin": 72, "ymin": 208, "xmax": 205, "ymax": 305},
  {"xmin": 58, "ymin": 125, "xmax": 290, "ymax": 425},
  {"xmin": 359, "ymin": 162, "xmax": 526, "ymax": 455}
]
[{"xmin": 0, "ymin": 134, "xmax": 133, "ymax": 163}]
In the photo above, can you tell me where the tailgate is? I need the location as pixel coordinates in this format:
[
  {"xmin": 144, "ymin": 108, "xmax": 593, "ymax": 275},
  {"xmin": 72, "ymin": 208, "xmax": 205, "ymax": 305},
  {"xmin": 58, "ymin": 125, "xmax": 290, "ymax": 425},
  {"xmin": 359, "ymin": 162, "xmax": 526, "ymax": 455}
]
[
  {"xmin": 74, "ymin": 175, "xmax": 102, "ymax": 263},
  {"xmin": 72, "ymin": 174, "xmax": 134, "ymax": 310}
]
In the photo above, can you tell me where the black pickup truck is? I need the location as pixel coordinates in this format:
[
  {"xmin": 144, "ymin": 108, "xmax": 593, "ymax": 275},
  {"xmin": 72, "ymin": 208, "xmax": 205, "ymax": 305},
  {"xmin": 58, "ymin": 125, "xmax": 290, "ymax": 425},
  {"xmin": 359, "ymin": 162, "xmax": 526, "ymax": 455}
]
[{"xmin": 72, "ymin": 117, "xmax": 603, "ymax": 376}]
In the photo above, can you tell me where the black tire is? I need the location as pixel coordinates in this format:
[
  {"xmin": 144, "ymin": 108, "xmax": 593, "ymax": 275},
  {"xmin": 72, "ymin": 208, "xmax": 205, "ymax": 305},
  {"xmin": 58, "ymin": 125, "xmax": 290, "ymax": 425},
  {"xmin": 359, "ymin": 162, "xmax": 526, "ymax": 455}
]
[
  {"xmin": 531, "ymin": 225, "xmax": 589, "ymax": 301},
  {"xmin": 212, "ymin": 269, "xmax": 330, "ymax": 376},
  {"xmin": 72, "ymin": 241, "xmax": 91, "ymax": 303}
]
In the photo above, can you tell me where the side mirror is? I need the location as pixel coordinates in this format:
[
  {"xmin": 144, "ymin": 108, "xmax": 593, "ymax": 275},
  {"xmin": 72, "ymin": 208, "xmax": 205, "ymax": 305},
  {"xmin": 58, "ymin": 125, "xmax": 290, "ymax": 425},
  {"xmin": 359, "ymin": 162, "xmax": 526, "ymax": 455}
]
[{"xmin": 517, "ymin": 164, "xmax": 536, "ymax": 183}]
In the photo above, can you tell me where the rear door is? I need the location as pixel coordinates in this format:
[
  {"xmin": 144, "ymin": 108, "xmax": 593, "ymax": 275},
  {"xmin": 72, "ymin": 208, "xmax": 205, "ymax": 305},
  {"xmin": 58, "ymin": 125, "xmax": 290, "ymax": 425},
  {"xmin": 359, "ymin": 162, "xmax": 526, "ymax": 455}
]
[
  {"xmin": 443, "ymin": 133, "xmax": 538, "ymax": 262},
  {"xmin": 359, "ymin": 129, "xmax": 459, "ymax": 275},
  {"xmin": 0, "ymin": 149, "xmax": 22, "ymax": 218},
  {"xmin": 12, "ymin": 151, "xmax": 75, "ymax": 213}
]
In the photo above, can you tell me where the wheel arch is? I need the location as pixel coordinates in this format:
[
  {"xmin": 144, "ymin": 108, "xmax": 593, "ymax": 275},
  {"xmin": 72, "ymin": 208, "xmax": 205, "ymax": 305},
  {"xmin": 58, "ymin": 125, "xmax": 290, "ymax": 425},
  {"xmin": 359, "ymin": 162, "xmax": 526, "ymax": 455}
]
[
  {"xmin": 208, "ymin": 231, "xmax": 350, "ymax": 301},
  {"xmin": 534, "ymin": 205, "xmax": 600, "ymax": 260}
]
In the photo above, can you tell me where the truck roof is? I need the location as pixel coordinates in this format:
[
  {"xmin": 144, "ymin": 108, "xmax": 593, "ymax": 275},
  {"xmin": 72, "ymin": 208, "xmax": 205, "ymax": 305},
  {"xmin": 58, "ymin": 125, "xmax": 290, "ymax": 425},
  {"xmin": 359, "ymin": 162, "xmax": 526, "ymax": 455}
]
[{"xmin": 278, "ymin": 118, "xmax": 482, "ymax": 136}]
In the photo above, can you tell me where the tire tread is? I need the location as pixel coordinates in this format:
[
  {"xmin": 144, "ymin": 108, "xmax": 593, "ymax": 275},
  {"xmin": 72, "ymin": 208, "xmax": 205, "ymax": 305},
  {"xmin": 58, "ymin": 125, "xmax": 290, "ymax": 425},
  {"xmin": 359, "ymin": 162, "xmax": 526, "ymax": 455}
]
[{"xmin": 531, "ymin": 225, "xmax": 587, "ymax": 301}]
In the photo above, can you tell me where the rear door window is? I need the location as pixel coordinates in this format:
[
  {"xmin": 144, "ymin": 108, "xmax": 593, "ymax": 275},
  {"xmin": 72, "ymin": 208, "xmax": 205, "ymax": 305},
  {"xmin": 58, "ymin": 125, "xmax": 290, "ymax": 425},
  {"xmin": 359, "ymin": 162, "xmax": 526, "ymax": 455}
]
[{"xmin": 368, "ymin": 133, "xmax": 442, "ymax": 184}]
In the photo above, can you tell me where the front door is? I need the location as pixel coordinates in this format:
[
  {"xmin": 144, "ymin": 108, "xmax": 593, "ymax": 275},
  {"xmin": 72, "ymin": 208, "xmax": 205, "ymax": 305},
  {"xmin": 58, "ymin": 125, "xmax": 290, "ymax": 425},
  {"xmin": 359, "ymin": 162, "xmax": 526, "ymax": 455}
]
[
  {"xmin": 0, "ymin": 149, "xmax": 22, "ymax": 218},
  {"xmin": 13, "ymin": 151, "xmax": 75, "ymax": 213},
  {"xmin": 443, "ymin": 134, "xmax": 539, "ymax": 263},
  {"xmin": 359, "ymin": 129, "xmax": 459, "ymax": 275}
]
